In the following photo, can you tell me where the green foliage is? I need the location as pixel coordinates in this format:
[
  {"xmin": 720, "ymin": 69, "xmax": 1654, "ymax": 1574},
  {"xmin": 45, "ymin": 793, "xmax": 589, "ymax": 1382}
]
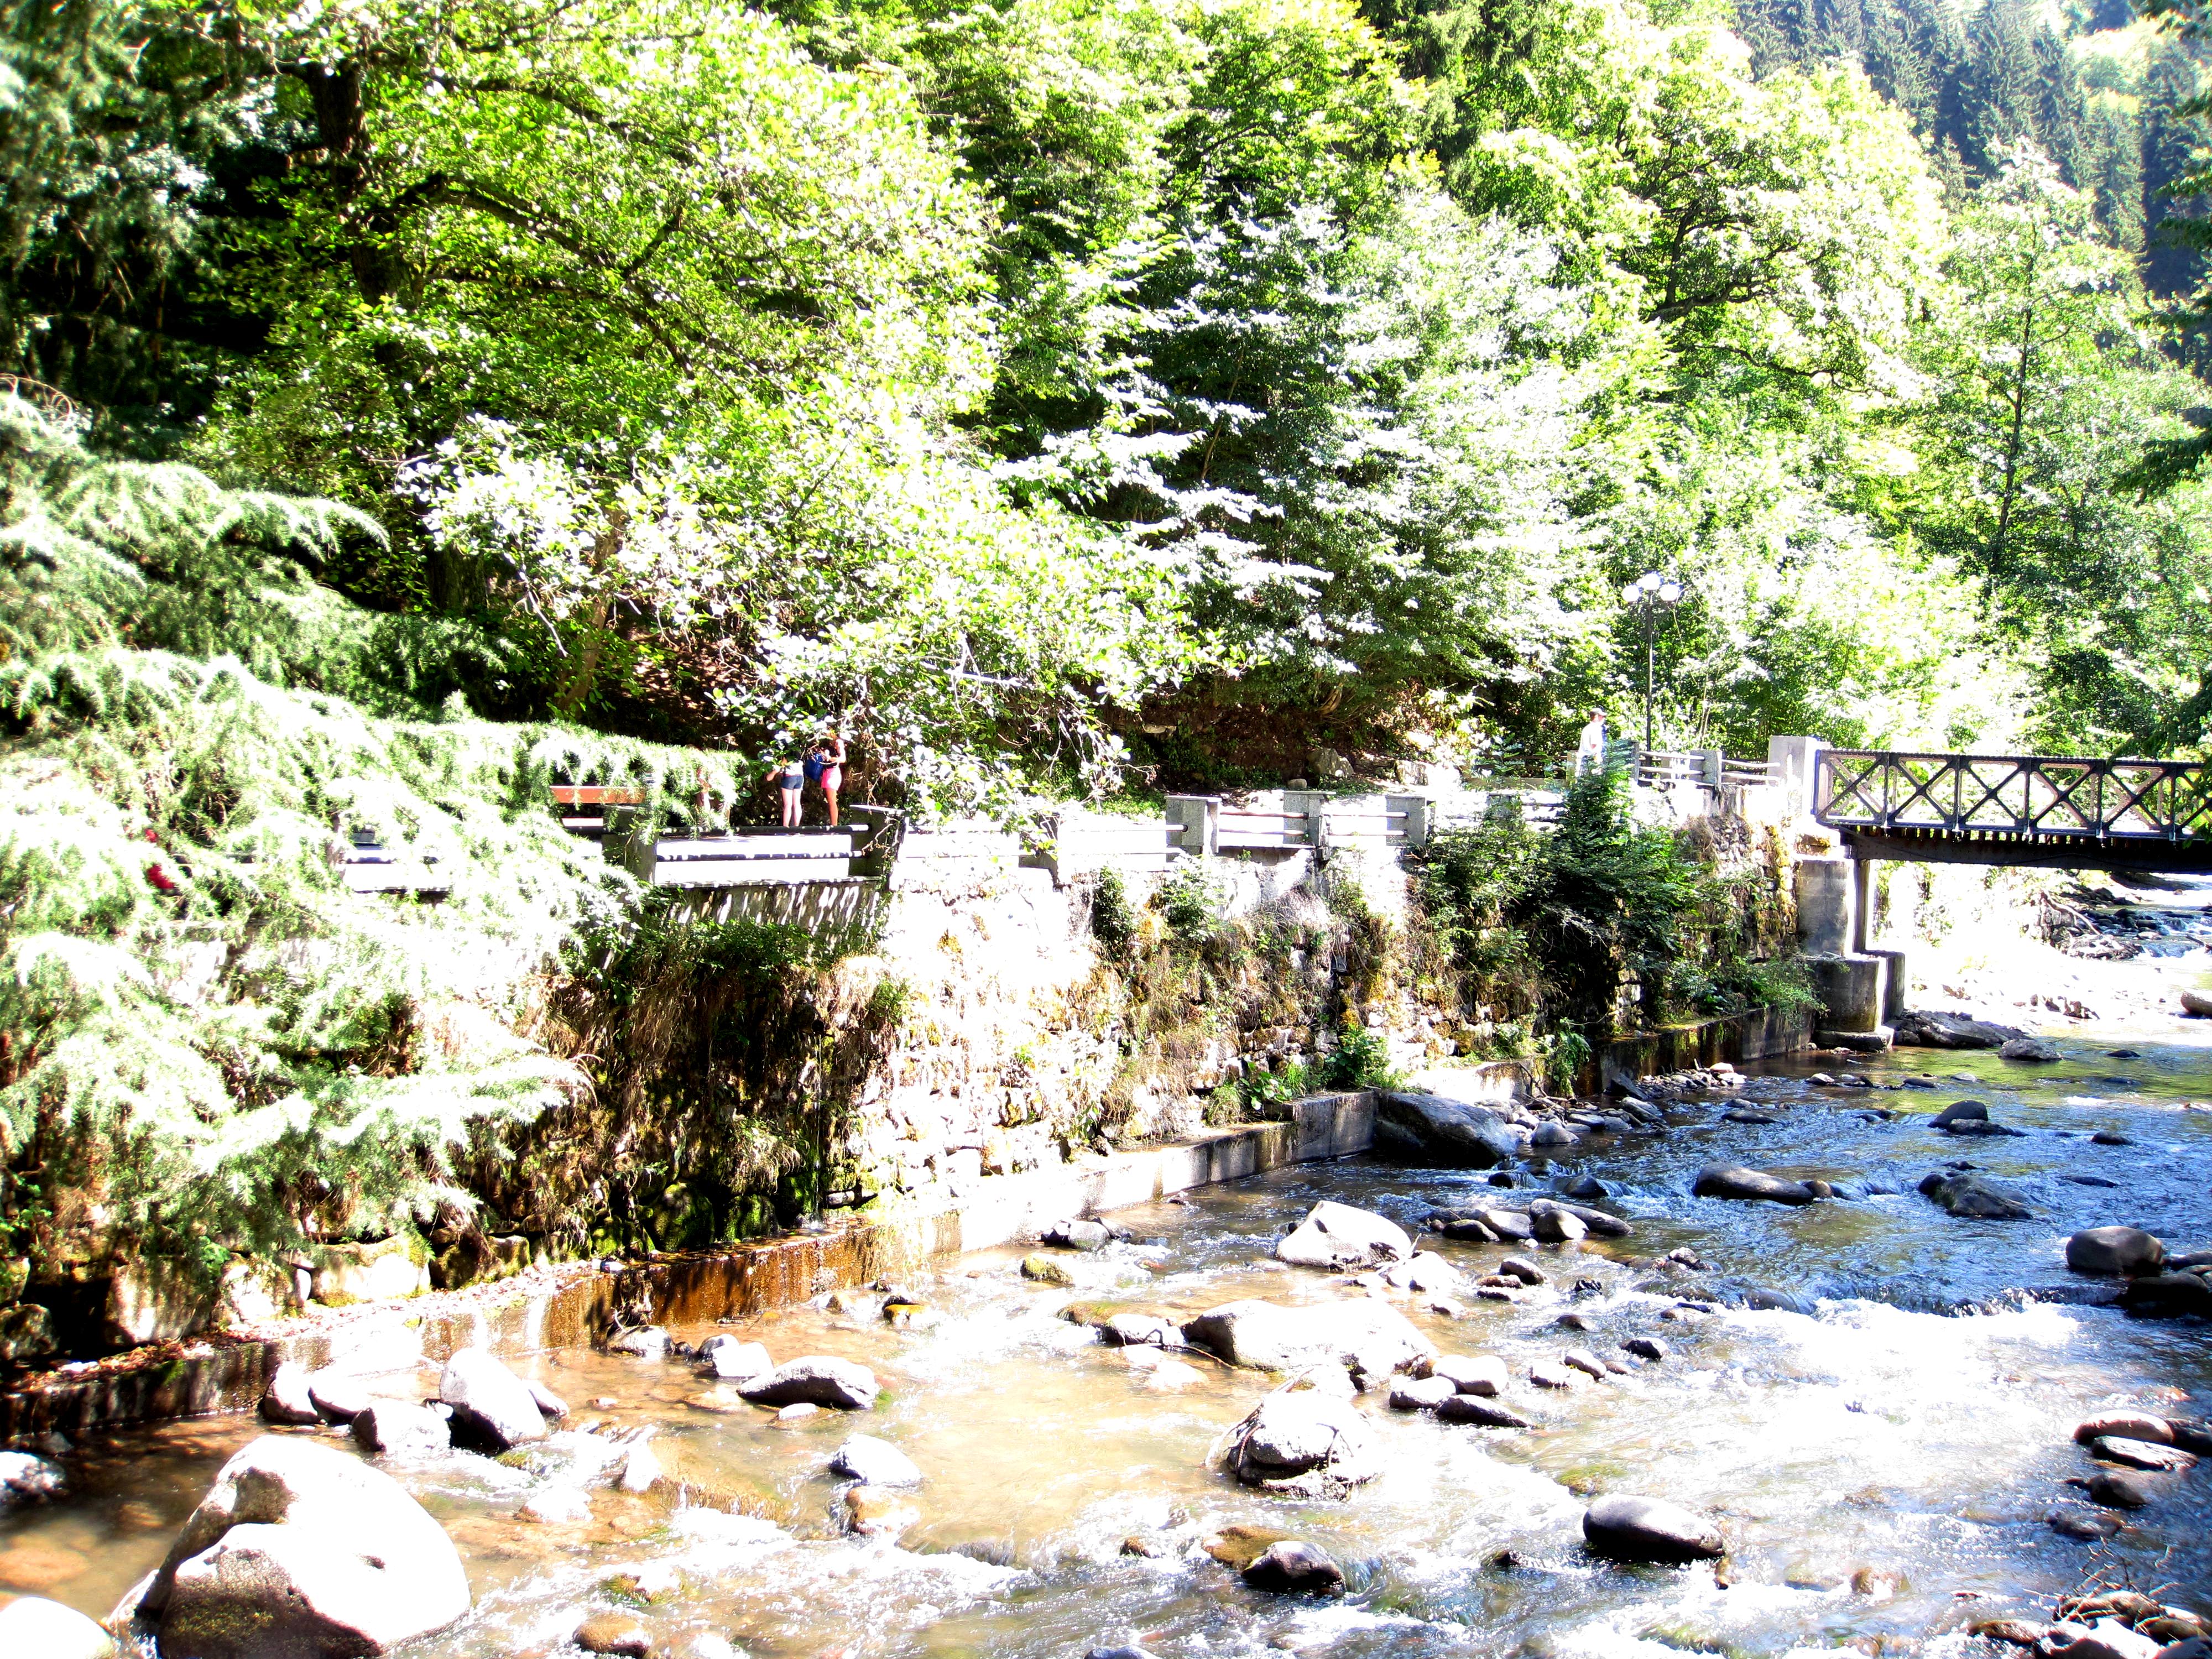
[
  {"xmin": 1089, "ymin": 867, "xmax": 1136, "ymax": 952},
  {"xmin": 1318, "ymin": 1019, "xmax": 1399, "ymax": 1092},
  {"xmin": 1156, "ymin": 859, "xmax": 1226, "ymax": 942},
  {"xmin": 1417, "ymin": 769, "xmax": 1795, "ymax": 1042}
]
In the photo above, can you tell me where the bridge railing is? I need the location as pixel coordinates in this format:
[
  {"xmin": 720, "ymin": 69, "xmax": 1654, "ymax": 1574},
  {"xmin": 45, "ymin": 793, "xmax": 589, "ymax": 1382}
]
[
  {"xmin": 1631, "ymin": 747, "xmax": 1775, "ymax": 790},
  {"xmin": 1815, "ymin": 749, "xmax": 2212, "ymax": 842}
]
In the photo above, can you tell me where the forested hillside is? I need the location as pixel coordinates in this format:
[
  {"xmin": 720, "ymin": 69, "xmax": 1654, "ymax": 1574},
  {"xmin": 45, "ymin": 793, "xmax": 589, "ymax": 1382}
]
[
  {"xmin": 11, "ymin": 0, "xmax": 2212, "ymax": 794},
  {"xmin": 13, "ymin": 0, "xmax": 2212, "ymax": 1328}
]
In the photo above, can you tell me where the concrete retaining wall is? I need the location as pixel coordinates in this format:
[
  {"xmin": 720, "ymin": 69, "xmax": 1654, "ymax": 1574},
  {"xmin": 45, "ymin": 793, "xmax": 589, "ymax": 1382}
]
[
  {"xmin": 1593, "ymin": 1003, "xmax": 1815, "ymax": 1091},
  {"xmin": 0, "ymin": 1093, "xmax": 1378, "ymax": 1443}
]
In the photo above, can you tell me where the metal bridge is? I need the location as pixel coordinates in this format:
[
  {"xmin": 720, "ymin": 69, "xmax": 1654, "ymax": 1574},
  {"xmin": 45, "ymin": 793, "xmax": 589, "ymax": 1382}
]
[{"xmin": 1814, "ymin": 748, "xmax": 2212, "ymax": 872}]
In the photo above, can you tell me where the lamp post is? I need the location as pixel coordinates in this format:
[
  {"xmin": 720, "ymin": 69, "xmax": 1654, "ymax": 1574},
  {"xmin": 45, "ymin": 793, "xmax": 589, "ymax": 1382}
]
[{"xmin": 1619, "ymin": 571, "xmax": 1684, "ymax": 752}]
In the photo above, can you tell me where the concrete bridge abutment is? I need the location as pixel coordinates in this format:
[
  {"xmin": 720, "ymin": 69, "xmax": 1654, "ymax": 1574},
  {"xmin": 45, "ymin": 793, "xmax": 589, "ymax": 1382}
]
[{"xmin": 1778, "ymin": 736, "xmax": 1903, "ymax": 1048}]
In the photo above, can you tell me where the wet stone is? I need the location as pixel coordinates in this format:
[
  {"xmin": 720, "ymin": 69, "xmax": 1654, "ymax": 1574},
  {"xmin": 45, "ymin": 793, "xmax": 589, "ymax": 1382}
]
[
  {"xmin": 576, "ymin": 1611, "xmax": 653, "ymax": 1655},
  {"xmin": 2092, "ymin": 1436, "xmax": 2197, "ymax": 1472},
  {"xmin": 1241, "ymin": 1540, "xmax": 1344, "ymax": 1594},
  {"xmin": 1202, "ymin": 1524, "xmax": 1292, "ymax": 1571},
  {"xmin": 1623, "ymin": 1337, "xmax": 1668, "ymax": 1362},
  {"xmin": 2051, "ymin": 1507, "xmax": 2125, "ymax": 1540},
  {"xmin": 1387, "ymin": 1375, "xmax": 1457, "ymax": 1412},
  {"xmin": 1437, "ymin": 1395, "xmax": 1532, "ymax": 1430},
  {"xmin": 1433, "ymin": 1354, "xmax": 1507, "ymax": 1396},
  {"xmin": 1582, "ymin": 1494, "xmax": 1726, "ymax": 1563}
]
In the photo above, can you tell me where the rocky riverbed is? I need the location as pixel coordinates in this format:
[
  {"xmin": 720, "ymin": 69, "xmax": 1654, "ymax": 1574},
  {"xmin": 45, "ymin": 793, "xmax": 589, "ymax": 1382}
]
[{"xmin": 7, "ymin": 1009, "xmax": 2212, "ymax": 1657}]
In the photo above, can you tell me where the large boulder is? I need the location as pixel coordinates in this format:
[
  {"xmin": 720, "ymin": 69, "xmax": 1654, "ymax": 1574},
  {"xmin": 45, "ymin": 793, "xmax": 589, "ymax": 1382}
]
[
  {"xmin": 0, "ymin": 1596, "xmax": 116, "ymax": 1658},
  {"xmin": 1693, "ymin": 1164, "xmax": 1818, "ymax": 1206},
  {"xmin": 1582, "ymin": 1494, "xmax": 1726, "ymax": 1563},
  {"xmin": 1214, "ymin": 1387, "xmax": 1377, "ymax": 1498},
  {"xmin": 131, "ymin": 1434, "xmax": 469, "ymax": 1658},
  {"xmin": 2069, "ymin": 1228, "xmax": 2167, "ymax": 1278},
  {"xmin": 737, "ymin": 1356, "xmax": 879, "ymax": 1410},
  {"xmin": 438, "ymin": 1348, "xmax": 547, "ymax": 1451},
  {"xmin": 1893, "ymin": 1010, "xmax": 2027, "ymax": 1049},
  {"xmin": 1373, "ymin": 1092, "xmax": 1526, "ymax": 1168},
  {"xmin": 1180, "ymin": 1297, "xmax": 1436, "ymax": 1378},
  {"xmin": 1277, "ymin": 1201, "xmax": 1413, "ymax": 1270},
  {"xmin": 1918, "ymin": 1170, "xmax": 2033, "ymax": 1219}
]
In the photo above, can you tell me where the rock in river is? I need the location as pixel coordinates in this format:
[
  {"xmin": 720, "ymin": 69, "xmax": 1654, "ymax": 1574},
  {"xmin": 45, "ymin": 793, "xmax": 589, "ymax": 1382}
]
[
  {"xmin": 1180, "ymin": 1298, "xmax": 1434, "ymax": 1378},
  {"xmin": 2068, "ymin": 1228, "xmax": 2166, "ymax": 1277},
  {"xmin": 698, "ymin": 1335, "xmax": 773, "ymax": 1382},
  {"xmin": 1373, "ymin": 1092, "xmax": 1525, "ymax": 1167},
  {"xmin": 1432, "ymin": 1354, "xmax": 1509, "ymax": 1395},
  {"xmin": 575, "ymin": 1613, "xmax": 653, "ymax": 1656},
  {"xmin": 1928, "ymin": 1100, "xmax": 1987, "ymax": 1128},
  {"xmin": 1999, "ymin": 1037, "xmax": 2062, "ymax": 1063},
  {"xmin": 1437, "ymin": 1395, "xmax": 1532, "ymax": 1429},
  {"xmin": 1693, "ymin": 1164, "xmax": 1818, "ymax": 1205},
  {"xmin": 2075, "ymin": 1415, "xmax": 2177, "ymax": 1447},
  {"xmin": 1528, "ymin": 1201, "xmax": 1588, "ymax": 1244},
  {"xmin": 2122, "ymin": 1269, "xmax": 2212, "ymax": 1317},
  {"xmin": 439, "ymin": 1347, "xmax": 547, "ymax": 1452},
  {"xmin": 0, "ymin": 1449, "xmax": 65, "ymax": 1507},
  {"xmin": 1918, "ymin": 1170, "xmax": 2033, "ymax": 1219},
  {"xmin": 1582, "ymin": 1494, "xmax": 1726, "ymax": 1563},
  {"xmin": 1894, "ymin": 1010, "xmax": 2027, "ymax": 1048},
  {"xmin": 128, "ymin": 1434, "xmax": 469, "ymax": 1658},
  {"xmin": 1276, "ymin": 1201, "xmax": 1412, "ymax": 1270},
  {"xmin": 2093, "ymin": 1436, "xmax": 2198, "ymax": 1473},
  {"xmin": 1216, "ymin": 1388, "xmax": 1377, "ymax": 1496},
  {"xmin": 259, "ymin": 1360, "xmax": 320, "ymax": 1427},
  {"xmin": 738, "ymin": 1357, "xmax": 879, "ymax": 1410},
  {"xmin": 351, "ymin": 1400, "xmax": 451, "ymax": 1457},
  {"xmin": 1241, "ymin": 1540, "xmax": 1345, "ymax": 1594},
  {"xmin": 0, "ymin": 1595, "xmax": 116, "ymax": 1659},
  {"xmin": 1388, "ymin": 1375, "xmax": 1458, "ymax": 1411},
  {"xmin": 830, "ymin": 1434, "xmax": 922, "ymax": 1486}
]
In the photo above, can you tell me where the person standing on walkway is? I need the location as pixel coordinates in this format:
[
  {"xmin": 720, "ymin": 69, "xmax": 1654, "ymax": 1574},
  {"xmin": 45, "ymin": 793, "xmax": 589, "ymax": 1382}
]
[
  {"xmin": 805, "ymin": 733, "xmax": 847, "ymax": 827},
  {"xmin": 768, "ymin": 752, "xmax": 806, "ymax": 827},
  {"xmin": 1574, "ymin": 709, "xmax": 1609, "ymax": 776}
]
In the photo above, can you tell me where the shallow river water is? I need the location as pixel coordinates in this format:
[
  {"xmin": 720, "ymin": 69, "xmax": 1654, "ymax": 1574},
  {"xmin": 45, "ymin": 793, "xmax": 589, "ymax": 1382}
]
[{"xmin": 9, "ymin": 1028, "xmax": 2212, "ymax": 1658}]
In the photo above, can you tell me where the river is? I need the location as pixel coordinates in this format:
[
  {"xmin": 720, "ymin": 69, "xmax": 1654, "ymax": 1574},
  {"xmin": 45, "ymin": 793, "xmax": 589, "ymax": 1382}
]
[{"xmin": 6, "ymin": 1023, "xmax": 2211, "ymax": 1657}]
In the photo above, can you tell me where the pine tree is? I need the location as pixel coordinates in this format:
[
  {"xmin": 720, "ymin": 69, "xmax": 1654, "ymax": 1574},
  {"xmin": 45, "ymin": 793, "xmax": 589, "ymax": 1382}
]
[
  {"xmin": 2084, "ymin": 96, "xmax": 2147, "ymax": 252},
  {"xmin": 1961, "ymin": 0, "xmax": 2044, "ymax": 174},
  {"xmin": 1864, "ymin": 3, "xmax": 1937, "ymax": 131},
  {"xmin": 2143, "ymin": 35, "xmax": 2211, "ymax": 296},
  {"xmin": 2033, "ymin": 26, "xmax": 2087, "ymax": 186}
]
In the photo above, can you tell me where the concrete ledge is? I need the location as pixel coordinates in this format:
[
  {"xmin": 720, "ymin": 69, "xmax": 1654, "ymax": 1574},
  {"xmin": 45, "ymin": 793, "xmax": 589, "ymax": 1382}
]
[{"xmin": 2, "ymin": 1092, "xmax": 1378, "ymax": 1442}]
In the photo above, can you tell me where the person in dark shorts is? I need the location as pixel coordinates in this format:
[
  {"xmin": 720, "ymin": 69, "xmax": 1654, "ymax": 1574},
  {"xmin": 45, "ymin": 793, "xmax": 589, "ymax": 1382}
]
[
  {"xmin": 805, "ymin": 734, "xmax": 847, "ymax": 826},
  {"xmin": 767, "ymin": 753, "xmax": 806, "ymax": 826}
]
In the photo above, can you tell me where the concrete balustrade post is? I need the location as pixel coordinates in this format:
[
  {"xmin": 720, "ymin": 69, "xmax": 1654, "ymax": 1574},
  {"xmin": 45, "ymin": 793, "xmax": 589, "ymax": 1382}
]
[
  {"xmin": 1164, "ymin": 795, "xmax": 1219, "ymax": 857},
  {"xmin": 1767, "ymin": 735, "xmax": 1827, "ymax": 818},
  {"xmin": 1386, "ymin": 792, "xmax": 1430, "ymax": 850}
]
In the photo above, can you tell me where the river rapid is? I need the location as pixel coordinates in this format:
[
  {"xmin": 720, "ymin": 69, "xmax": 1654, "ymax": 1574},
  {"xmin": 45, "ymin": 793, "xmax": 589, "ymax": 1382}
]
[{"xmin": 8, "ymin": 1024, "xmax": 2212, "ymax": 1658}]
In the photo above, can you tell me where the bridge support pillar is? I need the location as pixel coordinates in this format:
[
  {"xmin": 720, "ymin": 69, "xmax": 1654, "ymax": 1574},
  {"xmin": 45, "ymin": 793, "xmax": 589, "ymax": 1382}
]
[{"xmin": 1797, "ymin": 854, "xmax": 1894, "ymax": 1050}]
